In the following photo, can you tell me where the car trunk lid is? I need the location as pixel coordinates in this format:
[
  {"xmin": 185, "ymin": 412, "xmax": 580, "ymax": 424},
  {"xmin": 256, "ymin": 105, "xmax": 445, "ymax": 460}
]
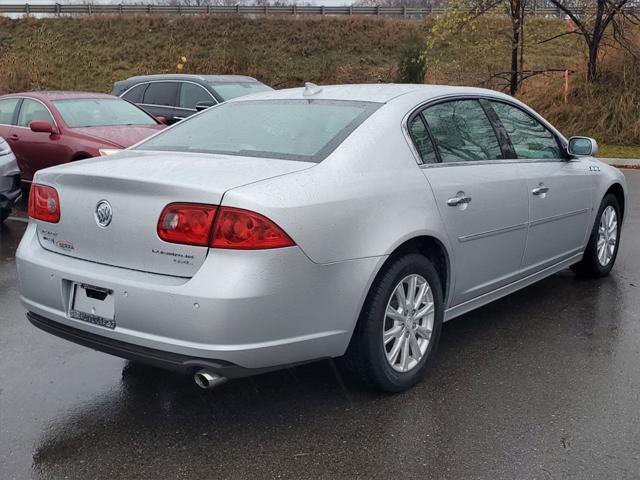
[{"xmin": 33, "ymin": 151, "xmax": 312, "ymax": 277}]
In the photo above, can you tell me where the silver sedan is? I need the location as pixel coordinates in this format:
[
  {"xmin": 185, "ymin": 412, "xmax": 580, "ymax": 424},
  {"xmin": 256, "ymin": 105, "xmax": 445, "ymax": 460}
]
[{"xmin": 16, "ymin": 84, "xmax": 627, "ymax": 392}]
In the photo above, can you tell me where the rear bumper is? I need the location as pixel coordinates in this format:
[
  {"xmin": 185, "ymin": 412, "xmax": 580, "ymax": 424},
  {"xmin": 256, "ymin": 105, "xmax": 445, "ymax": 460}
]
[{"xmin": 17, "ymin": 223, "xmax": 381, "ymax": 370}]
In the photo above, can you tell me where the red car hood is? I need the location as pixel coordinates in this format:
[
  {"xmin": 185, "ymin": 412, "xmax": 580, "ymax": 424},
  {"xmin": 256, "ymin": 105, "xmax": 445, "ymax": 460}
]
[{"xmin": 71, "ymin": 124, "xmax": 165, "ymax": 148}]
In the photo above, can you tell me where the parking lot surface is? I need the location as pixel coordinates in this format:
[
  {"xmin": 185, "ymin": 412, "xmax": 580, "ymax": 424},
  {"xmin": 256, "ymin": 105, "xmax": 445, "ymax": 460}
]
[{"xmin": 1, "ymin": 171, "xmax": 639, "ymax": 480}]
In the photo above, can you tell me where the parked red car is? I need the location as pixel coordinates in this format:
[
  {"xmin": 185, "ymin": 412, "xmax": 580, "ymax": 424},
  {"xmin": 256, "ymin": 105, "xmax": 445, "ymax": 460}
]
[{"xmin": 0, "ymin": 92, "xmax": 165, "ymax": 182}]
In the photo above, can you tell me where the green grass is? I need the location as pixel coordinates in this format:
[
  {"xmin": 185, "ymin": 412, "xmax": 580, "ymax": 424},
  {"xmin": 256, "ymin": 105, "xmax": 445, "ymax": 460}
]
[{"xmin": 599, "ymin": 145, "xmax": 640, "ymax": 159}]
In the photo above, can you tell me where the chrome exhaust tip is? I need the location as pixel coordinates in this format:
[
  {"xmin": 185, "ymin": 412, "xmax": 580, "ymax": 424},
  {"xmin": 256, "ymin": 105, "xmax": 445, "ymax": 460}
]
[{"xmin": 194, "ymin": 370, "xmax": 228, "ymax": 389}]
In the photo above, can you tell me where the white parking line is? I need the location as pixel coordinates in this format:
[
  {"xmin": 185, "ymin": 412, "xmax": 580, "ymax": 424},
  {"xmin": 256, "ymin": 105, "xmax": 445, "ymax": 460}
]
[{"xmin": 7, "ymin": 216, "xmax": 28, "ymax": 224}]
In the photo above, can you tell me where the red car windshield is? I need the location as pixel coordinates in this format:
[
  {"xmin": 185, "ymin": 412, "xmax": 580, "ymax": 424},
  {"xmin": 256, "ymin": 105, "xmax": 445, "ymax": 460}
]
[{"xmin": 52, "ymin": 98, "xmax": 157, "ymax": 128}]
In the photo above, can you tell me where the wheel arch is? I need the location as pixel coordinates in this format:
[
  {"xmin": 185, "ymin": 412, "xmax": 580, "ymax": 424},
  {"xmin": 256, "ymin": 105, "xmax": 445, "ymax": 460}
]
[
  {"xmin": 605, "ymin": 182, "xmax": 625, "ymax": 221},
  {"xmin": 71, "ymin": 152, "xmax": 92, "ymax": 161}
]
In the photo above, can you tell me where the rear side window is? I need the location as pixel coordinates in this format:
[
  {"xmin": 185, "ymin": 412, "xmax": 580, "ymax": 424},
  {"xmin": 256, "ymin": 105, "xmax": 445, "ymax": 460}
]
[
  {"xmin": 422, "ymin": 100, "xmax": 502, "ymax": 163},
  {"xmin": 0, "ymin": 98, "xmax": 20, "ymax": 125},
  {"xmin": 17, "ymin": 99, "xmax": 54, "ymax": 127},
  {"xmin": 122, "ymin": 83, "xmax": 148, "ymax": 103},
  {"xmin": 408, "ymin": 115, "xmax": 437, "ymax": 164},
  {"xmin": 179, "ymin": 83, "xmax": 214, "ymax": 110},
  {"xmin": 143, "ymin": 82, "xmax": 179, "ymax": 107},
  {"xmin": 490, "ymin": 101, "xmax": 562, "ymax": 159},
  {"xmin": 136, "ymin": 99, "xmax": 380, "ymax": 163}
]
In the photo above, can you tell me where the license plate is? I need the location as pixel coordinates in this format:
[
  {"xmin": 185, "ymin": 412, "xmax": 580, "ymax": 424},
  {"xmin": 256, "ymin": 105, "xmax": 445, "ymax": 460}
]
[{"xmin": 69, "ymin": 283, "xmax": 116, "ymax": 329}]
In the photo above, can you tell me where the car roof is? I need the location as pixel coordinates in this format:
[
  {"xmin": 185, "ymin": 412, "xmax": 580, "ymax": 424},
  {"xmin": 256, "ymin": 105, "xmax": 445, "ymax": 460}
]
[
  {"xmin": 117, "ymin": 74, "xmax": 261, "ymax": 84},
  {"xmin": 3, "ymin": 91, "xmax": 118, "ymax": 101},
  {"xmin": 232, "ymin": 83, "xmax": 514, "ymax": 104}
]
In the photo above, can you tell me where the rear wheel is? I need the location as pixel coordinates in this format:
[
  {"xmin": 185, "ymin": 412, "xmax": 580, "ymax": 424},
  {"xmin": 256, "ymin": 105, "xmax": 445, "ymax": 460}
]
[
  {"xmin": 571, "ymin": 194, "xmax": 621, "ymax": 277},
  {"xmin": 344, "ymin": 253, "xmax": 443, "ymax": 392}
]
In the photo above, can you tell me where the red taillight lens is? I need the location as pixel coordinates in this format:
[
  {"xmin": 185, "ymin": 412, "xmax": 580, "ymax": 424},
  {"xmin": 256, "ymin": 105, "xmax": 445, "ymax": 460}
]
[
  {"xmin": 210, "ymin": 207, "xmax": 294, "ymax": 250},
  {"xmin": 157, "ymin": 203, "xmax": 218, "ymax": 246},
  {"xmin": 28, "ymin": 184, "xmax": 60, "ymax": 223}
]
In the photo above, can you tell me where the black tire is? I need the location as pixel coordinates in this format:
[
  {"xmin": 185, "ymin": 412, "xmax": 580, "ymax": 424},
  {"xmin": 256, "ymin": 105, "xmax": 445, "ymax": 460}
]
[
  {"xmin": 0, "ymin": 207, "xmax": 10, "ymax": 224},
  {"xmin": 571, "ymin": 193, "xmax": 621, "ymax": 278},
  {"xmin": 344, "ymin": 253, "xmax": 444, "ymax": 392}
]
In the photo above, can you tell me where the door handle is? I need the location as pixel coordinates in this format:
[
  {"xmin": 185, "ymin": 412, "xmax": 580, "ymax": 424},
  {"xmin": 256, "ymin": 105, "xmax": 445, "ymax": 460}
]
[
  {"xmin": 532, "ymin": 185, "xmax": 549, "ymax": 196},
  {"xmin": 10, "ymin": 134, "xmax": 19, "ymax": 140},
  {"xmin": 447, "ymin": 193, "xmax": 472, "ymax": 207}
]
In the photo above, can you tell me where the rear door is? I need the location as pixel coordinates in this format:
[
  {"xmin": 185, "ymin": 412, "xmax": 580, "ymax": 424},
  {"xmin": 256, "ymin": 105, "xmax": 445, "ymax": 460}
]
[
  {"xmin": 412, "ymin": 99, "xmax": 529, "ymax": 306},
  {"xmin": 487, "ymin": 100, "xmax": 593, "ymax": 274},
  {"xmin": 140, "ymin": 82, "xmax": 179, "ymax": 124}
]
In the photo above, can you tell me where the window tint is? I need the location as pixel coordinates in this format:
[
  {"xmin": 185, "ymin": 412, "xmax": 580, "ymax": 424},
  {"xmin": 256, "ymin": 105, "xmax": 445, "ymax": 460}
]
[
  {"xmin": 122, "ymin": 83, "xmax": 148, "ymax": 103},
  {"xmin": 490, "ymin": 101, "xmax": 562, "ymax": 159},
  {"xmin": 143, "ymin": 82, "xmax": 179, "ymax": 107},
  {"xmin": 408, "ymin": 115, "xmax": 437, "ymax": 164},
  {"xmin": 179, "ymin": 83, "xmax": 214, "ymax": 110},
  {"xmin": 17, "ymin": 99, "xmax": 54, "ymax": 127},
  {"xmin": 0, "ymin": 98, "xmax": 20, "ymax": 125},
  {"xmin": 136, "ymin": 100, "xmax": 380, "ymax": 163},
  {"xmin": 422, "ymin": 100, "xmax": 502, "ymax": 163}
]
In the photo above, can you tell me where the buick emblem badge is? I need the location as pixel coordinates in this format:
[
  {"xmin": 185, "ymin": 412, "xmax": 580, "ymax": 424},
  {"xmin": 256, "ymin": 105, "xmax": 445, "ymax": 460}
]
[{"xmin": 95, "ymin": 200, "xmax": 113, "ymax": 228}]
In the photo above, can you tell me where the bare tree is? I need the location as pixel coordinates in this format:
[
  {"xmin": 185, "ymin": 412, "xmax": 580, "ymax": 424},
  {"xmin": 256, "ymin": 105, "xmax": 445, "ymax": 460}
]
[{"xmin": 545, "ymin": 0, "xmax": 634, "ymax": 81}]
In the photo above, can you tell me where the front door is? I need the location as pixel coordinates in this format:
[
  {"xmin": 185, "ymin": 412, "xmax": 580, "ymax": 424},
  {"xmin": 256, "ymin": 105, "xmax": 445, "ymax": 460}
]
[
  {"xmin": 486, "ymin": 100, "xmax": 593, "ymax": 275},
  {"xmin": 412, "ymin": 99, "xmax": 530, "ymax": 306}
]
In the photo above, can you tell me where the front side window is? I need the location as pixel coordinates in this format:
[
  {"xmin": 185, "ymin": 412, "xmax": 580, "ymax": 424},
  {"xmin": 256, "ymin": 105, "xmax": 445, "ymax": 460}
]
[
  {"xmin": 143, "ymin": 82, "xmax": 179, "ymax": 107},
  {"xmin": 0, "ymin": 98, "xmax": 20, "ymax": 125},
  {"xmin": 408, "ymin": 115, "xmax": 437, "ymax": 164},
  {"xmin": 490, "ymin": 101, "xmax": 562, "ymax": 159},
  {"xmin": 17, "ymin": 99, "xmax": 54, "ymax": 127},
  {"xmin": 179, "ymin": 83, "xmax": 215, "ymax": 110},
  {"xmin": 136, "ymin": 99, "xmax": 380, "ymax": 163},
  {"xmin": 52, "ymin": 99, "xmax": 156, "ymax": 128},
  {"xmin": 422, "ymin": 100, "xmax": 502, "ymax": 163}
]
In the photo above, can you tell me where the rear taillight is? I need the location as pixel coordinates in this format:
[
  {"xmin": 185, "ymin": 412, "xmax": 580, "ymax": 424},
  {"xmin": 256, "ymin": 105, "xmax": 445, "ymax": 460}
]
[
  {"xmin": 157, "ymin": 204, "xmax": 295, "ymax": 249},
  {"xmin": 157, "ymin": 203, "xmax": 218, "ymax": 246},
  {"xmin": 28, "ymin": 184, "xmax": 60, "ymax": 223},
  {"xmin": 211, "ymin": 207, "xmax": 294, "ymax": 250}
]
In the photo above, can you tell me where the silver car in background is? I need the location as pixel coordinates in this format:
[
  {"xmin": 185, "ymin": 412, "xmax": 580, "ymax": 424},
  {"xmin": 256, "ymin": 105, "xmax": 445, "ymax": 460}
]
[
  {"xmin": 16, "ymin": 84, "xmax": 627, "ymax": 392},
  {"xmin": 0, "ymin": 136, "xmax": 21, "ymax": 224}
]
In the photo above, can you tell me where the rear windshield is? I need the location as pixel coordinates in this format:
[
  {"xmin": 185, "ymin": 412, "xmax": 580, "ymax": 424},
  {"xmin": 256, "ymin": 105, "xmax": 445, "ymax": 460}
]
[
  {"xmin": 209, "ymin": 82, "xmax": 273, "ymax": 101},
  {"xmin": 53, "ymin": 98, "xmax": 156, "ymax": 128},
  {"xmin": 135, "ymin": 99, "xmax": 380, "ymax": 163}
]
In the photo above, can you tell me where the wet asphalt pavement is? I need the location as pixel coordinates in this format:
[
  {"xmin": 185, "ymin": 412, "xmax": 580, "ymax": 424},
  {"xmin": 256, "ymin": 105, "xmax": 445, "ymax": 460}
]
[{"xmin": 1, "ymin": 172, "xmax": 639, "ymax": 480}]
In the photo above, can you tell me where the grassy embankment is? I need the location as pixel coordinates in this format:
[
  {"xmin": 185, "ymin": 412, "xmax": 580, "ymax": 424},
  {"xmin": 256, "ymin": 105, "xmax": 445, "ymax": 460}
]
[{"xmin": 0, "ymin": 14, "xmax": 638, "ymax": 157}]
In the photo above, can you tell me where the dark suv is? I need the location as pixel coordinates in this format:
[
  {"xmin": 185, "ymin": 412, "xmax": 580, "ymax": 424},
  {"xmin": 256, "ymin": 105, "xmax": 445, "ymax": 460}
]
[{"xmin": 112, "ymin": 74, "xmax": 272, "ymax": 124}]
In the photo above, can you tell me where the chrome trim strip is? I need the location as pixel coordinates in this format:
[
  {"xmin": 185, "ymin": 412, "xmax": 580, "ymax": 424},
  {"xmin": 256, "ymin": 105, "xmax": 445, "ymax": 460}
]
[
  {"xmin": 118, "ymin": 80, "xmax": 218, "ymax": 109},
  {"xmin": 529, "ymin": 208, "xmax": 590, "ymax": 227},
  {"xmin": 0, "ymin": 96, "xmax": 58, "ymax": 129},
  {"xmin": 457, "ymin": 222, "xmax": 528, "ymax": 243}
]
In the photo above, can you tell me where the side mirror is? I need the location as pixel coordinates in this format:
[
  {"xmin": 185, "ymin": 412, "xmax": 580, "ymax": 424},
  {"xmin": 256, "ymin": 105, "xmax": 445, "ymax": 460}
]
[
  {"xmin": 30, "ymin": 121, "xmax": 57, "ymax": 134},
  {"xmin": 568, "ymin": 136, "xmax": 598, "ymax": 157},
  {"xmin": 195, "ymin": 101, "xmax": 215, "ymax": 112},
  {"xmin": 155, "ymin": 116, "xmax": 168, "ymax": 125}
]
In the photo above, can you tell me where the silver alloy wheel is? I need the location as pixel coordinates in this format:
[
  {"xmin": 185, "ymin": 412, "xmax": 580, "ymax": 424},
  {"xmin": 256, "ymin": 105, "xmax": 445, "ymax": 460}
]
[
  {"xmin": 597, "ymin": 205, "xmax": 618, "ymax": 267},
  {"xmin": 383, "ymin": 274, "xmax": 435, "ymax": 373}
]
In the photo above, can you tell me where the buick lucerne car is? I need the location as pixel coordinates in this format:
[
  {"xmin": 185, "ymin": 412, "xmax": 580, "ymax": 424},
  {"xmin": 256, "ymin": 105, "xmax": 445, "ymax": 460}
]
[
  {"xmin": 112, "ymin": 74, "xmax": 273, "ymax": 124},
  {"xmin": 16, "ymin": 84, "xmax": 627, "ymax": 392},
  {"xmin": 0, "ymin": 136, "xmax": 21, "ymax": 223},
  {"xmin": 0, "ymin": 92, "xmax": 165, "ymax": 182}
]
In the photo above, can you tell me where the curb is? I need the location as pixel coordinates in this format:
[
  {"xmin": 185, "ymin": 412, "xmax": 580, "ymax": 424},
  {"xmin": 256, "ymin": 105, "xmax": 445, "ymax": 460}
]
[{"xmin": 599, "ymin": 158, "xmax": 640, "ymax": 170}]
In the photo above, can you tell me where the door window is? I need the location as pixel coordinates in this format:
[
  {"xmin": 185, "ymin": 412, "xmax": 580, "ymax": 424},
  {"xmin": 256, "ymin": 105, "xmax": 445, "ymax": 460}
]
[
  {"xmin": 143, "ymin": 82, "xmax": 179, "ymax": 107},
  {"xmin": 408, "ymin": 115, "xmax": 437, "ymax": 164},
  {"xmin": 17, "ymin": 99, "xmax": 54, "ymax": 127},
  {"xmin": 422, "ymin": 100, "xmax": 503, "ymax": 163},
  {"xmin": 0, "ymin": 98, "xmax": 20, "ymax": 125},
  {"xmin": 179, "ymin": 83, "xmax": 214, "ymax": 110},
  {"xmin": 122, "ymin": 83, "xmax": 148, "ymax": 103},
  {"xmin": 490, "ymin": 101, "xmax": 562, "ymax": 159}
]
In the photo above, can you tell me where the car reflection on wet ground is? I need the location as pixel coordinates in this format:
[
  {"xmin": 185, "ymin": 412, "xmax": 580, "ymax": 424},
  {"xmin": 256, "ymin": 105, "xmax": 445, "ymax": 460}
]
[{"xmin": 1, "ymin": 172, "xmax": 639, "ymax": 479}]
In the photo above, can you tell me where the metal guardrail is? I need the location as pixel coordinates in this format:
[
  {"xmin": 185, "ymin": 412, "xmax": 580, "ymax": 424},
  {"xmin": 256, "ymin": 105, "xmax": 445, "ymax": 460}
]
[{"xmin": 0, "ymin": 3, "xmax": 573, "ymax": 17}]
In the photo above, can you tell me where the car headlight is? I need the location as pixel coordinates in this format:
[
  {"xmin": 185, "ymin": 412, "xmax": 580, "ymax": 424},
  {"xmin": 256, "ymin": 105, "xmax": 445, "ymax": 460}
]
[
  {"xmin": 99, "ymin": 148, "xmax": 121, "ymax": 156},
  {"xmin": 0, "ymin": 140, "xmax": 10, "ymax": 156}
]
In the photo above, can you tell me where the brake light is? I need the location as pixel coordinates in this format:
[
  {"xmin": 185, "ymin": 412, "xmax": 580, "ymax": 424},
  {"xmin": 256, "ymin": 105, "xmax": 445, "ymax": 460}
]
[
  {"xmin": 157, "ymin": 203, "xmax": 218, "ymax": 246},
  {"xmin": 157, "ymin": 203, "xmax": 295, "ymax": 249},
  {"xmin": 211, "ymin": 207, "xmax": 294, "ymax": 250},
  {"xmin": 28, "ymin": 184, "xmax": 60, "ymax": 223}
]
